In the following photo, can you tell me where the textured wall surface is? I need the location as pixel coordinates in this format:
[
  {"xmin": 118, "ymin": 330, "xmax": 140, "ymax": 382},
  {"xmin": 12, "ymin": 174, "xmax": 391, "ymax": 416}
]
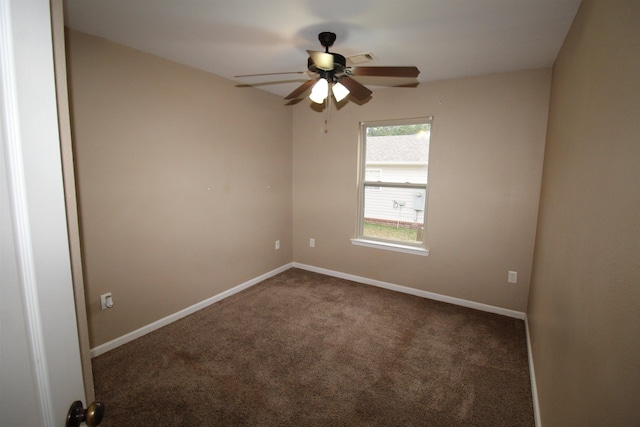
[
  {"xmin": 528, "ymin": 0, "xmax": 640, "ymax": 424},
  {"xmin": 293, "ymin": 68, "xmax": 551, "ymax": 312},
  {"xmin": 67, "ymin": 30, "xmax": 293, "ymax": 347}
]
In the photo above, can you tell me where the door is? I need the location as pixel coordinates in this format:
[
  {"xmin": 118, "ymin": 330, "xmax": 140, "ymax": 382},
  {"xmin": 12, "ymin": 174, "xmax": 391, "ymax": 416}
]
[{"xmin": 0, "ymin": 0, "xmax": 87, "ymax": 425}]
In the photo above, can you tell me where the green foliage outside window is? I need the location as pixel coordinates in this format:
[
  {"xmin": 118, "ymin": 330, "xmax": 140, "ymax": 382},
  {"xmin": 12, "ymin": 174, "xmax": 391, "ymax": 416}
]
[{"xmin": 366, "ymin": 123, "xmax": 430, "ymax": 137}]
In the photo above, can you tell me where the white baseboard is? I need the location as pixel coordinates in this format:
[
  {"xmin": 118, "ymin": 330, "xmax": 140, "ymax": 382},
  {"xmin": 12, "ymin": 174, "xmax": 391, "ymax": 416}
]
[
  {"xmin": 292, "ymin": 263, "xmax": 526, "ymax": 320},
  {"xmin": 91, "ymin": 261, "xmax": 526, "ymax": 356},
  {"xmin": 92, "ymin": 261, "xmax": 537, "ymax": 421},
  {"xmin": 90, "ymin": 263, "xmax": 294, "ymax": 358},
  {"xmin": 525, "ymin": 315, "xmax": 542, "ymax": 427}
]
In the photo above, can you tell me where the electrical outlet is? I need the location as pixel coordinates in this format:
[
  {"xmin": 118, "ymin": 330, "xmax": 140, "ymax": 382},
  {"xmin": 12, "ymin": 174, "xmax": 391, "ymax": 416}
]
[
  {"xmin": 101, "ymin": 292, "xmax": 113, "ymax": 310},
  {"xmin": 275, "ymin": 240, "xmax": 280, "ymax": 250},
  {"xmin": 309, "ymin": 238, "xmax": 315, "ymax": 248},
  {"xmin": 508, "ymin": 271, "xmax": 518, "ymax": 284}
]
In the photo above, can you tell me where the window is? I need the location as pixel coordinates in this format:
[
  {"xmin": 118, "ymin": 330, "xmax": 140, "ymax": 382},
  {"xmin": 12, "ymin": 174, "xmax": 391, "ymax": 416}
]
[{"xmin": 352, "ymin": 117, "xmax": 432, "ymax": 256}]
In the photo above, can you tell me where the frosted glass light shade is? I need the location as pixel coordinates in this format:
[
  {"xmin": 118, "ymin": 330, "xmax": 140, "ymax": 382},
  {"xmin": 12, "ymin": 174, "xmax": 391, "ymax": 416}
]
[
  {"xmin": 332, "ymin": 81, "xmax": 350, "ymax": 102},
  {"xmin": 309, "ymin": 78, "xmax": 329, "ymax": 103}
]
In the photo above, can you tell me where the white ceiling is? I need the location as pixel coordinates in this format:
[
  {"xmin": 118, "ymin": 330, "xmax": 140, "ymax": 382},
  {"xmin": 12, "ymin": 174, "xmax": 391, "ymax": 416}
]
[{"xmin": 63, "ymin": 0, "xmax": 582, "ymax": 98}]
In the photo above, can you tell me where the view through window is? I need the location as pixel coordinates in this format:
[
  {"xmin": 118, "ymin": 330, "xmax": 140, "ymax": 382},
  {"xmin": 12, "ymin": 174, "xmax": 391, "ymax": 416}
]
[{"xmin": 357, "ymin": 118, "xmax": 432, "ymax": 249}]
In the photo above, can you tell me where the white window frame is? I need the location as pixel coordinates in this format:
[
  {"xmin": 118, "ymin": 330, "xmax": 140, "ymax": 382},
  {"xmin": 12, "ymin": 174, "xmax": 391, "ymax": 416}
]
[{"xmin": 351, "ymin": 117, "xmax": 432, "ymax": 256}]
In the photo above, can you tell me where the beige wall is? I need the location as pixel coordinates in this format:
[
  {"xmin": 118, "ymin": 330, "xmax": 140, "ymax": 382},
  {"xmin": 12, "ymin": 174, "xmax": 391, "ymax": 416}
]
[
  {"xmin": 66, "ymin": 30, "xmax": 293, "ymax": 347},
  {"xmin": 292, "ymin": 68, "xmax": 551, "ymax": 312},
  {"xmin": 528, "ymin": 0, "xmax": 640, "ymax": 425}
]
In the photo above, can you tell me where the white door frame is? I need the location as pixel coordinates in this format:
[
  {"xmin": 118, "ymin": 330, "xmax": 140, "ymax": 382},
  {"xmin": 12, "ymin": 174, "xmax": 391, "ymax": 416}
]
[{"xmin": 50, "ymin": 0, "xmax": 96, "ymax": 402}]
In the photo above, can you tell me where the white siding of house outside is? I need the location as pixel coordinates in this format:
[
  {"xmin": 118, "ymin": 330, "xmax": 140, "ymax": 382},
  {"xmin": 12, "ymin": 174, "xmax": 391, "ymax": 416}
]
[
  {"xmin": 364, "ymin": 133, "xmax": 429, "ymax": 226},
  {"xmin": 364, "ymin": 186, "xmax": 427, "ymax": 224}
]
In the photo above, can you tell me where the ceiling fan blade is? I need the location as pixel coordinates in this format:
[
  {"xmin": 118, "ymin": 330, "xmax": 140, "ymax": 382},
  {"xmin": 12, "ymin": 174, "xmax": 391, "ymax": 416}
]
[
  {"xmin": 338, "ymin": 76, "xmax": 372, "ymax": 101},
  {"xmin": 284, "ymin": 79, "xmax": 317, "ymax": 100},
  {"xmin": 307, "ymin": 50, "xmax": 334, "ymax": 71},
  {"xmin": 350, "ymin": 76, "xmax": 419, "ymax": 88},
  {"xmin": 348, "ymin": 66, "xmax": 420, "ymax": 78},
  {"xmin": 234, "ymin": 71, "xmax": 306, "ymax": 78}
]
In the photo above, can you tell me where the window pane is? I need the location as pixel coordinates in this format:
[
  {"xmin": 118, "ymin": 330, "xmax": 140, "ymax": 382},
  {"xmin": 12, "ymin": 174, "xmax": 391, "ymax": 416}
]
[
  {"xmin": 365, "ymin": 124, "xmax": 430, "ymax": 184},
  {"xmin": 365, "ymin": 168, "xmax": 382, "ymax": 182},
  {"xmin": 363, "ymin": 186, "xmax": 426, "ymax": 243},
  {"xmin": 358, "ymin": 118, "xmax": 432, "ymax": 248},
  {"xmin": 365, "ymin": 169, "xmax": 381, "ymax": 190}
]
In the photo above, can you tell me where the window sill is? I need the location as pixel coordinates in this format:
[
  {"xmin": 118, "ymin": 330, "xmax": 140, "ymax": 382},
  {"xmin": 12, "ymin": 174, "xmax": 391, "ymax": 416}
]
[{"xmin": 350, "ymin": 238, "xmax": 430, "ymax": 257}]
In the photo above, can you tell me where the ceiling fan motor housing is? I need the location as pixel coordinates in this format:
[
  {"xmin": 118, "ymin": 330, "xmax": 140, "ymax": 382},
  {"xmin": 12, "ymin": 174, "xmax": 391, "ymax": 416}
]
[{"xmin": 307, "ymin": 53, "xmax": 346, "ymax": 76}]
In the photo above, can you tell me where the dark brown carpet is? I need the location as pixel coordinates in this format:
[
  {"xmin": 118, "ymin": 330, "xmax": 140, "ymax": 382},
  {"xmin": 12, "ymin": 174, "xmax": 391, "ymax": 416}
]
[{"xmin": 92, "ymin": 268, "xmax": 534, "ymax": 426}]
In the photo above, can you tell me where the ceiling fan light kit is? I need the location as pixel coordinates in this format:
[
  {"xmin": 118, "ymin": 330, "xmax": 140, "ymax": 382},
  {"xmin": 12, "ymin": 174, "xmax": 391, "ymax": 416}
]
[
  {"xmin": 309, "ymin": 77, "xmax": 329, "ymax": 103},
  {"xmin": 236, "ymin": 31, "xmax": 420, "ymax": 106},
  {"xmin": 332, "ymin": 81, "xmax": 350, "ymax": 102}
]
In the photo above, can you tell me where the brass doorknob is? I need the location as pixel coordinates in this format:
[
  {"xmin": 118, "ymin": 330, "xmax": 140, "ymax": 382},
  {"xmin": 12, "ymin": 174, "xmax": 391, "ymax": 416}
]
[{"xmin": 66, "ymin": 400, "xmax": 105, "ymax": 427}]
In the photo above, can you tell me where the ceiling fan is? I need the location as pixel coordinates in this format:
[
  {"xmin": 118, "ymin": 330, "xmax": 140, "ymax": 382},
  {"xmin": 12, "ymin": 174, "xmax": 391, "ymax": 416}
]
[{"xmin": 235, "ymin": 32, "xmax": 420, "ymax": 104}]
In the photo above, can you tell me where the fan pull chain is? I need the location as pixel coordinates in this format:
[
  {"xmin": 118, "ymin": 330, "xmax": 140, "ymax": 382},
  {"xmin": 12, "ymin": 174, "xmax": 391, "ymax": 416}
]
[{"xmin": 322, "ymin": 91, "xmax": 332, "ymax": 133}]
